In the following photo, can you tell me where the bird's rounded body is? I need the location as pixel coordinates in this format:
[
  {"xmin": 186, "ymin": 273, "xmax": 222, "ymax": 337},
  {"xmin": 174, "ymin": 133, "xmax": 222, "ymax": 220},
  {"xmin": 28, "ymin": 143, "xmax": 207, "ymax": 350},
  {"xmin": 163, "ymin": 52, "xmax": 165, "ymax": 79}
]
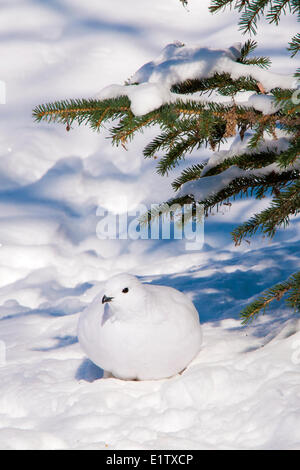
[{"xmin": 78, "ymin": 274, "xmax": 202, "ymax": 380}]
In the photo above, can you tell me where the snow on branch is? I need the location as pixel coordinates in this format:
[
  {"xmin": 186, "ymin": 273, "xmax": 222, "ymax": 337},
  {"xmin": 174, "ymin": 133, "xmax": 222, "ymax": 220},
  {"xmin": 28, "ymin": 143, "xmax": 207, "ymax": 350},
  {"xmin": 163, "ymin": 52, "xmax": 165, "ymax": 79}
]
[
  {"xmin": 178, "ymin": 131, "xmax": 300, "ymax": 201},
  {"xmin": 96, "ymin": 42, "xmax": 297, "ymax": 116}
]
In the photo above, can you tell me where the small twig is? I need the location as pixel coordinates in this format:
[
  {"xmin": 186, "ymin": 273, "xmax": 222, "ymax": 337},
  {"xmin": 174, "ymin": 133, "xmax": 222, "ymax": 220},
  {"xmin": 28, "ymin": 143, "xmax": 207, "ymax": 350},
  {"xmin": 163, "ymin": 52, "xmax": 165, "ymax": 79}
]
[{"xmin": 257, "ymin": 82, "xmax": 266, "ymax": 94}]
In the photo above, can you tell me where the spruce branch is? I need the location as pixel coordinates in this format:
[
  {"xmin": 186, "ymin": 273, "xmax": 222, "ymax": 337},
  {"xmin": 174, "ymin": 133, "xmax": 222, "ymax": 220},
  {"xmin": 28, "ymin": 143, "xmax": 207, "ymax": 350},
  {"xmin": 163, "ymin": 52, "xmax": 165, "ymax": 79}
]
[
  {"xmin": 139, "ymin": 194, "xmax": 194, "ymax": 227},
  {"xmin": 143, "ymin": 127, "xmax": 187, "ymax": 159},
  {"xmin": 239, "ymin": 0, "xmax": 272, "ymax": 35},
  {"xmin": 171, "ymin": 71, "xmax": 270, "ymax": 96},
  {"xmin": 240, "ymin": 271, "xmax": 300, "ymax": 324},
  {"xmin": 232, "ymin": 179, "xmax": 300, "ymax": 242},
  {"xmin": 239, "ymin": 39, "xmax": 258, "ymax": 59},
  {"xmin": 285, "ymin": 271, "xmax": 300, "ymax": 310},
  {"xmin": 288, "ymin": 33, "xmax": 300, "ymax": 56},
  {"xmin": 210, "ymin": 0, "xmax": 299, "ymax": 56},
  {"xmin": 33, "ymin": 97, "xmax": 132, "ymax": 130},
  {"xmin": 209, "ymin": 1, "xmax": 238, "ymax": 14},
  {"xmin": 110, "ymin": 112, "xmax": 160, "ymax": 146},
  {"xmin": 276, "ymin": 139, "xmax": 300, "ymax": 167},
  {"xmin": 156, "ymin": 134, "xmax": 203, "ymax": 175},
  {"xmin": 172, "ymin": 164, "xmax": 206, "ymax": 190},
  {"xmin": 203, "ymin": 150, "xmax": 285, "ymax": 177},
  {"xmin": 174, "ymin": 169, "xmax": 299, "ymax": 213},
  {"xmin": 267, "ymin": 0, "xmax": 292, "ymax": 25}
]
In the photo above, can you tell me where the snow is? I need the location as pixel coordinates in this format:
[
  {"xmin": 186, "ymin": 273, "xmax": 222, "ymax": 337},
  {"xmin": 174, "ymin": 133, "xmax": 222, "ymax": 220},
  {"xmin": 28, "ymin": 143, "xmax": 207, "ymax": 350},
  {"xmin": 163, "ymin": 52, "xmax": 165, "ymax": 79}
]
[
  {"xmin": 0, "ymin": 0, "xmax": 300, "ymax": 451},
  {"xmin": 98, "ymin": 82, "xmax": 172, "ymax": 117},
  {"xmin": 247, "ymin": 93, "xmax": 280, "ymax": 115},
  {"xmin": 179, "ymin": 130, "xmax": 297, "ymax": 201},
  {"xmin": 128, "ymin": 41, "xmax": 295, "ymax": 92},
  {"xmin": 96, "ymin": 42, "xmax": 296, "ymax": 116}
]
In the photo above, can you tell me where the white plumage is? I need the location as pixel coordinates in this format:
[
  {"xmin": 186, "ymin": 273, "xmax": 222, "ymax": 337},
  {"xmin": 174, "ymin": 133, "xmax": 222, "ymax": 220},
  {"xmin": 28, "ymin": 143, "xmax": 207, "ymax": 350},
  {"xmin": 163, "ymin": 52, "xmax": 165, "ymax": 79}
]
[{"xmin": 78, "ymin": 273, "xmax": 202, "ymax": 380}]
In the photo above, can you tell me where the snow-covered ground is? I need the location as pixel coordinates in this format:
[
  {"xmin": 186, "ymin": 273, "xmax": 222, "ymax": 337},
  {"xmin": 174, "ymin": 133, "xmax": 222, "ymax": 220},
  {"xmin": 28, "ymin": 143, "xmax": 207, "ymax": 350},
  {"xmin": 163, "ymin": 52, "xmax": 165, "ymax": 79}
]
[{"xmin": 0, "ymin": 0, "xmax": 299, "ymax": 450}]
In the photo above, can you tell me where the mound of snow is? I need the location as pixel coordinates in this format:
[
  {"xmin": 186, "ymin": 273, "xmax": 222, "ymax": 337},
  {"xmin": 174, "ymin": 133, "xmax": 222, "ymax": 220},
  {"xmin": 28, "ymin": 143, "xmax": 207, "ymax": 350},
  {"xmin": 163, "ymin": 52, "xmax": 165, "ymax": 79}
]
[{"xmin": 96, "ymin": 42, "xmax": 296, "ymax": 116}]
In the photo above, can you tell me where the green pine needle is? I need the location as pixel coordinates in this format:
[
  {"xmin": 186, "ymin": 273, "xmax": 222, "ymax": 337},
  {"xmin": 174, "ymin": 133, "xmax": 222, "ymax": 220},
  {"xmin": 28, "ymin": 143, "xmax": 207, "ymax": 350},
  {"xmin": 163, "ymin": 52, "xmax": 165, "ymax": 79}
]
[{"xmin": 241, "ymin": 271, "xmax": 300, "ymax": 324}]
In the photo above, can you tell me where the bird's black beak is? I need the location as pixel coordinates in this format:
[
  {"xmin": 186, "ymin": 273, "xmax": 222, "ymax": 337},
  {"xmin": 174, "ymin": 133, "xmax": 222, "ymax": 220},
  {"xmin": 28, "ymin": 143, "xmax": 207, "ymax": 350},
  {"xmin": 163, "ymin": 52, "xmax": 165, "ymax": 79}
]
[{"xmin": 102, "ymin": 295, "xmax": 114, "ymax": 304}]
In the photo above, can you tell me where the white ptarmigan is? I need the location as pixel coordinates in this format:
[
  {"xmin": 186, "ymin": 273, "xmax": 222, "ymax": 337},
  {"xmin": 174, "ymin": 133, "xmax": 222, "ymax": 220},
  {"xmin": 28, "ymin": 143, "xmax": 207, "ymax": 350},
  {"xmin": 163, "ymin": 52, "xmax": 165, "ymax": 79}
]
[{"xmin": 78, "ymin": 273, "xmax": 202, "ymax": 380}]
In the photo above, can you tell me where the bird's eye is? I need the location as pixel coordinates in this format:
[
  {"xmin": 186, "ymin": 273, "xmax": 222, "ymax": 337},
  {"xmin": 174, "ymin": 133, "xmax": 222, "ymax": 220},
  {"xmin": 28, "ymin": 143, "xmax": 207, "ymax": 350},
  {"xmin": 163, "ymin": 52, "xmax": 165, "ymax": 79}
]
[{"xmin": 122, "ymin": 287, "xmax": 129, "ymax": 293}]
